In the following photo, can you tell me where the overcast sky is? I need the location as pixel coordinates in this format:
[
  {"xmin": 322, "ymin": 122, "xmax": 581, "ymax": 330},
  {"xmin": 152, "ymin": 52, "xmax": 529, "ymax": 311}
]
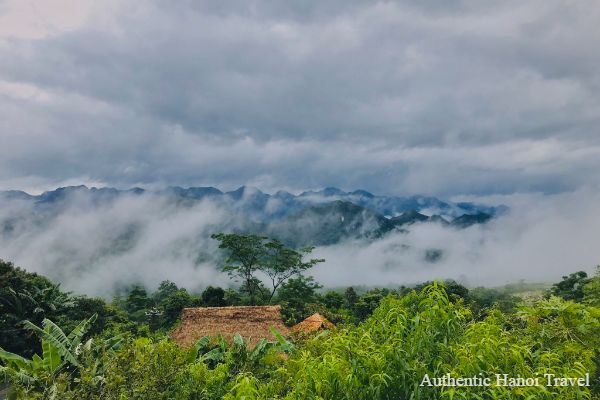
[{"xmin": 1, "ymin": 0, "xmax": 599, "ymax": 196}]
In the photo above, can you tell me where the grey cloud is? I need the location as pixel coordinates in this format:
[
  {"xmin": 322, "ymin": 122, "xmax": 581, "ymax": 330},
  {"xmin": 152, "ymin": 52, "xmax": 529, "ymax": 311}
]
[{"xmin": 1, "ymin": 0, "xmax": 600, "ymax": 195}]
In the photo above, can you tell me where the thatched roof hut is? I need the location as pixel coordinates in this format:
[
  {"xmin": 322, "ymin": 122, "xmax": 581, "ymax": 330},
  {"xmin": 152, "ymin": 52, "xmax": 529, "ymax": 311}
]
[
  {"xmin": 291, "ymin": 313, "xmax": 335, "ymax": 334},
  {"xmin": 171, "ymin": 305, "xmax": 289, "ymax": 347}
]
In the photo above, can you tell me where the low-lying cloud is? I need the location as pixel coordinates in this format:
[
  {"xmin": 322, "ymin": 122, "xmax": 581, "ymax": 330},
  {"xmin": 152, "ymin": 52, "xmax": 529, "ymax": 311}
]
[
  {"xmin": 0, "ymin": 194, "xmax": 232, "ymax": 296},
  {"xmin": 313, "ymin": 189, "xmax": 600, "ymax": 287},
  {"xmin": 1, "ymin": 189, "xmax": 598, "ymax": 296}
]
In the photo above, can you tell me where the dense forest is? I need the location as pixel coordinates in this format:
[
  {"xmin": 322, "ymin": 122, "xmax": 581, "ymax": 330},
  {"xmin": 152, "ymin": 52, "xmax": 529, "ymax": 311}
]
[{"xmin": 1, "ymin": 234, "xmax": 599, "ymax": 399}]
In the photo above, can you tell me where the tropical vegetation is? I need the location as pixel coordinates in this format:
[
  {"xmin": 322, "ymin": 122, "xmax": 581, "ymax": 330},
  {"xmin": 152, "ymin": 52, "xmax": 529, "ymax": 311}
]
[{"xmin": 1, "ymin": 236, "xmax": 599, "ymax": 399}]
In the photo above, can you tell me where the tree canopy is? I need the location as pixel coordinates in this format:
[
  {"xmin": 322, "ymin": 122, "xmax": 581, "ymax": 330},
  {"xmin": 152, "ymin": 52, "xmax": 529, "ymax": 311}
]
[{"xmin": 211, "ymin": 233, "xmax": 324, "ymax": 304}]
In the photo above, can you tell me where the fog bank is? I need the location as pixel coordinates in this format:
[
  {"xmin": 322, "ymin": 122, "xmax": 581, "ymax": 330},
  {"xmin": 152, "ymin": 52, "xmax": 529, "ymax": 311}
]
[
  {"xmin": 312, "ymin": 189, "xmax": 600, "ymax": 287},
  {"xmin": 1, "ymin": 189, "xmax": 598, "ymax": 295}
]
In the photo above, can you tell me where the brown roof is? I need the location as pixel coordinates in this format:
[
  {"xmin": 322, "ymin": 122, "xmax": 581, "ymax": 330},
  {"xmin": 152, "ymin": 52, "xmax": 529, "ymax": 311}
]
[
  {"xmin": 291, "ymin": 313, "xmax": 335, "ymax": 334},
  {"xmin": 171, "ymin": 305, "xmax": 290, "ymax": 347}
]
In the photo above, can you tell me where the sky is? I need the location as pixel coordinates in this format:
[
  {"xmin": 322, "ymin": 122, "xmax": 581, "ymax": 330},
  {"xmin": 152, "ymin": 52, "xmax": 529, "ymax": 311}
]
[{"xmin": 1, "ymin": 0, "xmax": 600, "ymax": 197}]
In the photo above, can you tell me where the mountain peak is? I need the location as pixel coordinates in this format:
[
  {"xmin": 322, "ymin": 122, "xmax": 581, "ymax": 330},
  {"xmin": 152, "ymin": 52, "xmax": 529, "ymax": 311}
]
[
  {"xmin": 389, "ymin": 210, "xmax": 429, "ymax": 226},
  {"xmin": 273, "ymin": 190, "xmax": 294, "ymax": 199},
  {"xmin": 37, "ymin": 185, "xmax": 89, "ymax": 202},
  {"xmin": 321, "ymin": 187, "xmax": 346, "ymax": 196},
  {"xmin": 226, "ymin": 186, "xmax": 266, "ymax": 200},
  {"xmin": 351, "ymin": 189, "xmax": 374, "ymax": 198},
  {"xmin": 165, "ymin": 186, "xmax": 222, "ymax": 198}
]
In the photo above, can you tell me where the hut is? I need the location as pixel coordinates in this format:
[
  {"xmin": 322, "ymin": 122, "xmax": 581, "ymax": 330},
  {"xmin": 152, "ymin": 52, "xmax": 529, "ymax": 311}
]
[
  {"xmin": 171, "ymin": 305, "xmax": 289, "ymax": 347},
  {"xmin": 291, "ymin": 313, "xmax": 335, "ymax": 334}
]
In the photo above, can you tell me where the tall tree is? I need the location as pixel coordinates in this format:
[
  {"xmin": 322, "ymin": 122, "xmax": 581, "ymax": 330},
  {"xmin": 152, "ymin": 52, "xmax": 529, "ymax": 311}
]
[
  {"xmin": 211, "ymin": 234, "xmax": 324, "ymax": 305},
  {"xmin": 262, "ymin": 239, "xmax": 324, "ymax": 302},
  {"xmin": 211, "ymin": 233, "xmax": 268, "ymax": 304}
]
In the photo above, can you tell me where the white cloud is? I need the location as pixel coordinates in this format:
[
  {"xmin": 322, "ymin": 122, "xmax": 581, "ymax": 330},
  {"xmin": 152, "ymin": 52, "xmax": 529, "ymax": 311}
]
[
  {"xmin": 1, "ymin": 189, "xmax": 598, "ymax": 295},
  {"xmin": 312, "ymin": 189, "xmax": 600, "ymax": 287}
]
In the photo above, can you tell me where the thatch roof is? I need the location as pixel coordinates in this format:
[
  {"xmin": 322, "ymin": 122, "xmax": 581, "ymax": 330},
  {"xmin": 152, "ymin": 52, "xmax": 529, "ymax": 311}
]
[
  {"xmin": 291, "ymin": 313, "xmax": 335, "ymax": 334},
  {"xmin": 171, "ymin": 305, "xmax": 289, "ymax": 347}
]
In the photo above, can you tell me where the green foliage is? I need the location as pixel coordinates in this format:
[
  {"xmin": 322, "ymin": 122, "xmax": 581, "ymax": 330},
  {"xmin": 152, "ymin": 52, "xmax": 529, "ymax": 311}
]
[
  {"xmin": 0, "ymin": 314, "xmax": 123, "ymax": 398},
  {"xmin": 271, "ymin": 284, "xmax": 599, "ymax": 399},
  {"xmin": 202, "ymin": 286, "xmax": 227, "ymax": 307},
  {"xmin": 3, "ymin": 259, "xmax": 600, "ymax": 399},
  {"xmin": 153, "ymin": 280, "xmax": 180, "ymax": 304},
  {"xmin": 321, "ymin": 290, "xmax": 345, "ymax": 309},
  {"xmin": 400, "ymin": 280, "xmax": 469, "ymax": 303},
  {"xmin": 43, "ymin": 330, "xmax": 295, "ymax": 399},
  {"xmin": 4, "ymin": 283, "xmax": 600, "ymax": 399},
  {"xmin": 0, "ymin": 259, "xmax": 120, "ymax": 358},
  {"xmin": 211, "ymin": 233, "xmax": 268, "ymax": 304},
  {"xmin": 55, "ymin": 296, "xmax": 126, "ymax": 338},
  {"xmin": 277, "ymin": 275, "xmax": 322, "ymax": 324},
  {"xmin": 124, "ymin": 286, "xmax": 151, "ymax": 322},
  {"xmin": 111, "ymin": 281, "xmax": 202, "ymax": 332},
  {"xmin": 211, "ymin": 233, "xmax": 324, "ymax": 305},
  {"xmin": 583, "ymin": 266, "xmax": 600, "ymax": 307},
  {"xmin": 160, "ymin": 288, "xmax": 196, "ymax": 327},
  {"xmin": 353, "ymin": 288, "xmax": 389, "ymax": 321},
  {"xmin": 550, "ymin": 271, "xmax": 590, "ymax": 302},
  {"xmin": 468, "ymin": 286, "xmax": 519, "ymax": 315},
  {"xmin": 261, "ymin": 239, "xmax": 324, "ymax": 302},
  {"xmin": 344, "ymin": 286, "xmax": 359, "ymax": 308}
]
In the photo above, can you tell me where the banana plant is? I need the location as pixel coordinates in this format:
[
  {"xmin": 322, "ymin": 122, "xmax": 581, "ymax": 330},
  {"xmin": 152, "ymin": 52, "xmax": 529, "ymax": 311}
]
[
  {"xmin": 0, "ymin": 313, "xmax": 123, "ymax": 395},
  {"xmin": 189, "ymin": 327, "xmax": 296, "ymax": 370}
]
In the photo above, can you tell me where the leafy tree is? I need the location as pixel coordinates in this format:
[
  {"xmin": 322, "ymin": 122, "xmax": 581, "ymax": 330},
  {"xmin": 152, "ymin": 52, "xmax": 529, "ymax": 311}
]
[
  {"xmin": 152, "ymin": 280, "xmax": 179, "ymax": 304},
  {"xmin": 277, "ymin": 275, "xmax": 322, "ymax": 324},
  {"xmin": 161, "ymin": 289, "xmax": 195, "ymax": 327},
  {"xmin": 583, "ymin": 266, "xmax": 600, "ymax": 306},
  {"xmin": 468, "ymin": 287, "xmax": 519, "ymax": 315},
  {"xmin": 211, "ymin": 233, "xmax": 267, "ymax": 304},
  {"xmin": 400, "ymin": 279, "xmax": 469, "ymax": 302},
  {"xmin": 550, "ymin": 271, "xmax": 590, "ymax": 302},
  {"xmin": 261, "ymin": 239, "xmax": 324, "ymax": 302},
  {"xmin": 145, "ymin": 307, "xmax": 163, "ymax": 332},
  {"xmin": 124, "ymin": 286, "xmax": 151, "ymax": 322},
  {"xmin": 211, "ymin": 233, "xmax": 324, "ymax": 305},
  {"xmin": 201, "ymin": 286, "xmax": 226, "ymax": 307},
  {"xmin": 321, "ymin": 290, "xmax": 345, "ymax": 309},
  {"xmin": 344, "ymin": 286, "xmax": 359, "ymax": 308},
  {"xmin": 353, "ymin": 289, "xmax": 387, "ymax": 321},
  {"xmin": 1, "ymin": 260, "xmax": 74, "ymax": 357},
  {"xmin": 238, "ymin": 278, "xmax": 270, "ymax": 305},
  {"xmin": 56, "ymin": 296, "xmax": 125, "ymax": 338}
]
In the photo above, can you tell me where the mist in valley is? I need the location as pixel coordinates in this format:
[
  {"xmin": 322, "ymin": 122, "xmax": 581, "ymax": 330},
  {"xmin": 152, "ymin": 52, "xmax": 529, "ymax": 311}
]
[{"xmin": 1, "ymin": 188, "xmax": 598, "ymax": 296}]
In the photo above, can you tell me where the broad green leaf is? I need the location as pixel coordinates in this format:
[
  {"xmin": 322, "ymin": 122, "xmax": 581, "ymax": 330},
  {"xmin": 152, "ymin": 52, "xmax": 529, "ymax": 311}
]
[
  {"xmin": 41, "ymin": 339, "xmax": 61, "ymax": 372},
  {"xmin": 67, "ymin": 313, "xmax": 97, "ymax": 347},
  {"xmin": 233, "ymin": 333, "xmax": 245, "ymax": 348},
  {"xmin": 0, "ymin": 348, "xmax": 32, "ymax": 371}
]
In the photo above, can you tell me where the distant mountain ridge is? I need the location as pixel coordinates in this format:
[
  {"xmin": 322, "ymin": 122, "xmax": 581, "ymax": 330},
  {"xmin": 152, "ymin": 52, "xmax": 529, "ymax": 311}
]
[
  {"xmin": 1, "ymin": 185, "xmax": 506, "ymax": 218},
  {"xmin": 0, "ymin": 185, "xmax": 507, "ymax": 246}
]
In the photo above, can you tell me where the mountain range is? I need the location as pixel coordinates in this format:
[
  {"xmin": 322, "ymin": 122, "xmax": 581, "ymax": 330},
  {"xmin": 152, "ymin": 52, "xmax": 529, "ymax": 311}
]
[{"xmin": 0, "ymin": 185, "xmax": 506, "ymax": 246}]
